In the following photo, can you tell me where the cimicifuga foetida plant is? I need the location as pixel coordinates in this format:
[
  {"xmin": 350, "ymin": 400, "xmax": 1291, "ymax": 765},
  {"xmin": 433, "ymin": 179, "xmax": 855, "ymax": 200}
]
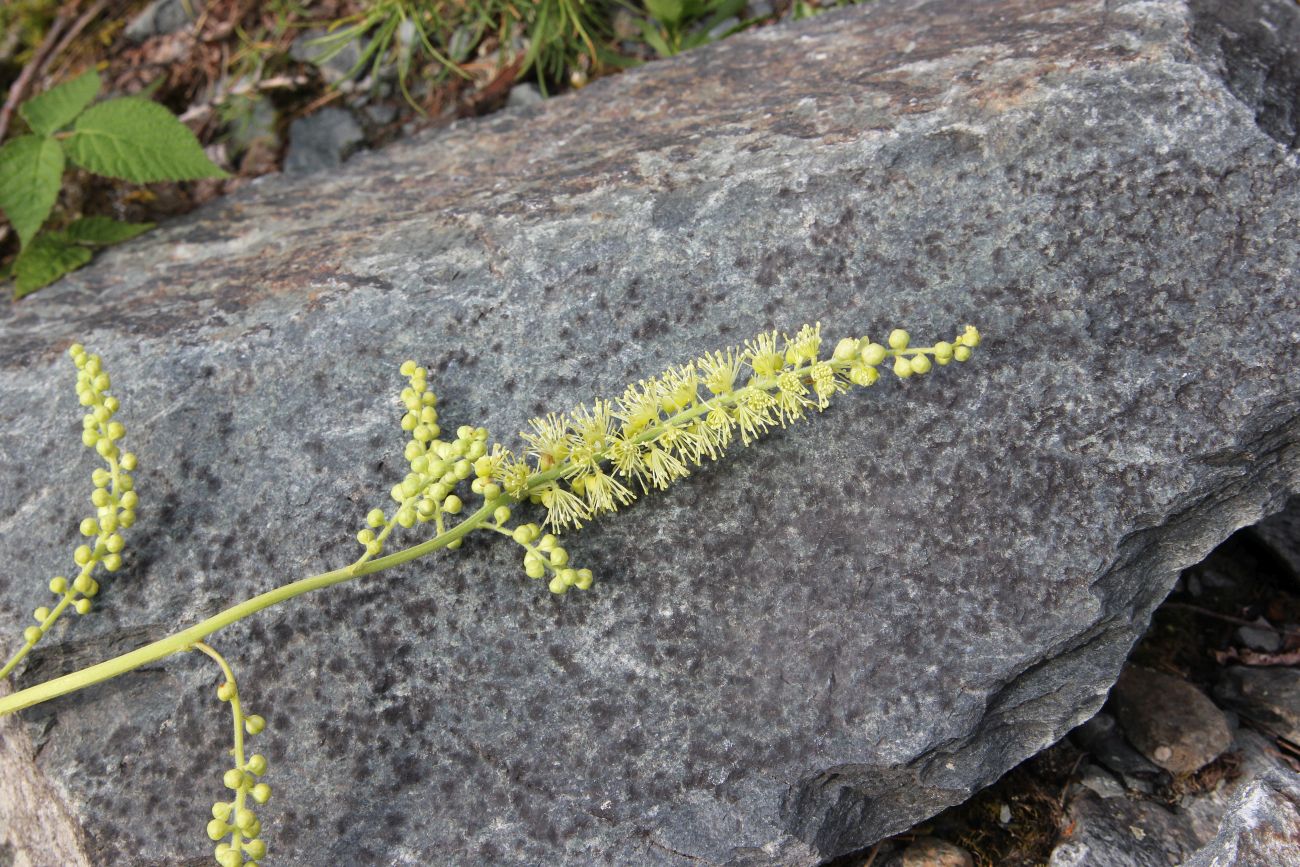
[{"xmin": 0, "ymin": 322, "xmax": 982, "ymax": 866}]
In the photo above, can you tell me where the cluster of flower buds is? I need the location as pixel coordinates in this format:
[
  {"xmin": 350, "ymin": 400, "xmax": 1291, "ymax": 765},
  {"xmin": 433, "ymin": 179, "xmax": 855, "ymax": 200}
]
[
  {"xmin": 831, "ymin": 324, "xmax": 981, "ymax": 385},
  {"xmin": 7, "ymin": 346, "xmax": 139, "ymax": 670},
  {"xmin": 355, "ymin": 361, "xmax": 491, "ymax": 561},
  {"xmin": 508, "ymin": 522, "xmax": 594, "ymax": 595},
  {"xmin": 207, "ymin": 674, "xmax": 270, "ymax": 867}
]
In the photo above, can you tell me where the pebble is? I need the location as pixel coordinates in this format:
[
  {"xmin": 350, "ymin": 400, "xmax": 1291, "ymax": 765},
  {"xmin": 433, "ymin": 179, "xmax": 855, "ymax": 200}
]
[
  {"xmin": 124, "ymin": 0, "xmax": 198, "ymax": 42},
  {"xmin": 1070, "ymin": 712, "xmax": 1161, "ymax": 780},
  {"xmin": 1215, "ymin": 666, "xmax": 1300, "ymax": 742},
  {"xmin": 290, "ymin": 28, "xmax": 367, "ymax": 83},
  {"xmin": 283, "ymin": 108, "xmax": 366, "ymax": 175},
  {"xmin": 1234, "ymin": 617, "xmax": 1282, "ymax": 653},
  {"xmin": 506, "ymin": 84, "xmax": 544, "ymax": 110},
  {"xmin": 1111, "ymin": 666, "xmax": 1231, "ymax": 774},
  {"xmin": 900, "ymin": 836, "xmax": 974, "ymax": 867},
  {"xmin": 1078, "ymin": 764, "xmax": 1126, "ymax": 799}
]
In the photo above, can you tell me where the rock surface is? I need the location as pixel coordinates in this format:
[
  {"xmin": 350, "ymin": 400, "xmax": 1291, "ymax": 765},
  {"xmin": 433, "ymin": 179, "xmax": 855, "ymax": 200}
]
[
  {"xmin": 1111, "ymin": 666, "xmax": 1233, "ymax": 774},
  {"xmin": 1048, "ymin": 792, "xmax": 1203, "ymax": 867},
  {"xmin": 1049, "ymin": 725, "xmax": 1300, "ymax": 866},
  {"xmin": 0, "ymin": 0, "xmax": 1298, "ymax": 865},
  {"xmin": 1183, "ymin": 769, "xmax": 1300, "ymax": 867}
]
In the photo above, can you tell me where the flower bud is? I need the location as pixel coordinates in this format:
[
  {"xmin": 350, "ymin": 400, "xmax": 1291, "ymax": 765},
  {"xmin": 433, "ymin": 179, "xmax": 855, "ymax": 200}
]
[{"xmin": 860, "ymin": 343, "xmax": 887, "ymax": 366}]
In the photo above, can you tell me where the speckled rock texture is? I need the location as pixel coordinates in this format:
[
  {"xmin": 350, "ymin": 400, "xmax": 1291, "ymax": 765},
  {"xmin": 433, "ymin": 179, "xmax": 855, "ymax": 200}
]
[
  {"xmin": 0, "ymin": 0, "xmax": 1297, "ymax": 864},
  {"xmin": 1183, "ymin": 768, "xmax": 1300, "ymax": 867}
]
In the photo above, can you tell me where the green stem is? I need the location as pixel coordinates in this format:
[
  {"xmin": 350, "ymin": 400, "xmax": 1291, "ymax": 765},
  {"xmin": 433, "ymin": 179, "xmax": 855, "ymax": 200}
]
[
  {"xmin": 0, "ymin": 496, "xmax": 504, "ymax": 717},
  {"xmin": 193, "ymin": 642, "xmax": 248, "ymax": 857}
]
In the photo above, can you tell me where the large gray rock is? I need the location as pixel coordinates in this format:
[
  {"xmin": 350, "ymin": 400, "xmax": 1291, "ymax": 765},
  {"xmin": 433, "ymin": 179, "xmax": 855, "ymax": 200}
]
[{"xmin": 0, "ymin": 0, "xmax": 1298, "ymax": 864}]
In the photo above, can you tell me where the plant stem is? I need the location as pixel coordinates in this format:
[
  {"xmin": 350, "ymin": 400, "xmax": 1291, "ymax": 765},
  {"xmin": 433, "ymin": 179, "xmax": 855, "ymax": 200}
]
[
  {"xmin": 193, "ymin": 641, "xmax": 249, "ymax": 857},
  {"xmin": 0, "ymin": 495, "xmax": 505, "ymax": 717}
]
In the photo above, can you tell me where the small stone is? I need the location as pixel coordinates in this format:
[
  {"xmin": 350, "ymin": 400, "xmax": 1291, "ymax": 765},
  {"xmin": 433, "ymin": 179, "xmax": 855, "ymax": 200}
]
[
  {"xmin": 290, "ymin": 28, "xmax": 366, "ymax": 83},
  {"xmin": 506, "ymin": 84, "xmax": 544, "ymax": 110},
  {"xmin": 363, "ymin": 102, "xmax": 399, "ymax": 126},
  {"xmin": 1215, "ymin": 666, "xmax": 1300, "ymax": 743},
  {"xmin": 1071, "ymin": 712, "xmax": 1162, "ymax": 779},
  {"xmin": 999, "ymin": 803, "xmax": 1012, "ymax": 825},
  {"xmin": 1234, "ymin": 617, "xmax": 1282, "ymax": 653},
  {"xmin": 901, "ymin": 836, "xmax": 974, "ymax": 867},
  {"xmin": 226, "ymin": 95, "xmax": 279, "ymax": 156},
  {"xmin": 284, "ymin": 108, "xmax": 366, "ymax": 175},
  {"xmin": 1111, "ymin": 666, "xmax": 1232, "ymax": 774},
  {"xmin": 1078, "ymin": 764, "xmax": 1126, "ymax": 800},
  {"xmin": 124, "ymin": 0, "xmax": 199, "ymax": 42}
]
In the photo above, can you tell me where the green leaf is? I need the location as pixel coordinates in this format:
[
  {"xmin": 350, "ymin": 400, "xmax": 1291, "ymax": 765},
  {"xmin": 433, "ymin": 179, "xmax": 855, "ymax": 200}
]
[
  {"xmin": 645, "ymin": 0, "xmax": 686, "ymax": 26},
  {"xmin": 0, "ymin": 134, "xmax": 65, "ymax": 247},
  {"xmin": 12, "ymin": 232, "xmax": 92, "ymax": 299},
  {"xmin": 640, "ymin": 20, "xmax": 676, "ymax": 58},
  {"xmin": 64, "ymin": 97, "xmax": 230, "ymax": 183},
  {"xmin": 63, "ymin": 216, "xmax": 154, "ymax": 245},
  {"xmin": 18, "ymin": 69, "xmax": 101, "ymax": 136}
]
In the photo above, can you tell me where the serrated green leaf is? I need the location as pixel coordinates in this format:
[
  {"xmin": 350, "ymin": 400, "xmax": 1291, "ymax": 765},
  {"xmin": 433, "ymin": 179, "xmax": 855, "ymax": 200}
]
[
  {"xmin": 19, "ymin": 69, "xmax": 101, "ymax": 136},
  {"xmin": 12, "ymin": 232, "xmax": 92, "ymax": 299},
  {"xmin": 64, "ymin": 97, "xmax": 230, "ymax": 183},
  {"xmin": 0, "ymin": 135, "xmax": 65, "ymax": 247},
  {"xmin": 64, "ymin": 216, "xmax": 154, "ymax": 245}
]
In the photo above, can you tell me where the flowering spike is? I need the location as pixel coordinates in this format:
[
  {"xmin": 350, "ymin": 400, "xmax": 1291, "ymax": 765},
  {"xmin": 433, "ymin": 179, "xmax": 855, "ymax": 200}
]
[{"xmin": 1, "ymin": 347, "xmax": 138, "ymax": 680}]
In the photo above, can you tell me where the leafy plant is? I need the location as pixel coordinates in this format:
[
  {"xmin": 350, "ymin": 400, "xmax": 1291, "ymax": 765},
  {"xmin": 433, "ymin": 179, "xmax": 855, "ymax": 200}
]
[
  {"xmin": 0, "ymin": 323, "xmax": 983, "ymax": 864},
  {"xmin": 640, "ymin": 0, "xmax": 747, "ymax": 57},
  {"xmin": 295, "ymin": 0, "xmax": 627, "ymax": 106},
  {"xmin": 0, "ymin": 69, "xmax": 228, "ymax": 299}
]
